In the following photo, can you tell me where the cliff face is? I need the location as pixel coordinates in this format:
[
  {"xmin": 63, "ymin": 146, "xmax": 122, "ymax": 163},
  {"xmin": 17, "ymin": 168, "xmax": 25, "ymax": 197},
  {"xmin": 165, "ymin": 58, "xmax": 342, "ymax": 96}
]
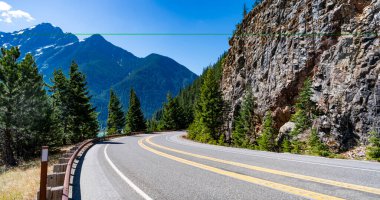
[{"xmin": 222, "ymin": 0, "xmax": 380, "ymax": 152}]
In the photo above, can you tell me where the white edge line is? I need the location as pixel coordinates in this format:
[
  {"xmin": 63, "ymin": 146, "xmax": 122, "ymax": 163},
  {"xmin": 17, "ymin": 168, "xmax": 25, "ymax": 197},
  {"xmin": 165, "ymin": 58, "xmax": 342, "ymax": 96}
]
[
  {"xmin": 104, "ymin": 144, "xmax": 153, "ymax": 200},
  {"xmin": 165, "ymin": 134, "xmax": 380, "ymax": 173}
]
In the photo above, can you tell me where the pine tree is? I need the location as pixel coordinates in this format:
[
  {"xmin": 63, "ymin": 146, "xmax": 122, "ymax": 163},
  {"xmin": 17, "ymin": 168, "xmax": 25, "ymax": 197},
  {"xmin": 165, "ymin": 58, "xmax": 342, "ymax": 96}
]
[
  {"xmin": 308, "ymin": 128, "xmax": 330, "ymax": 157},
  {"xmin": 290, "ymin": 78, "xmax": 314, "ymax": 136},
  {"xmin": 146, "ymin": 119, "xmax": 160, "ymax": 133},
  {"xmin": 107, "ymin": 90, "xmax": 125, "ymax": 135},
  {"xmin": 291, "ymin": 140, "xmax": 302, "ymax": 154},
  {"xmin": 0, "ymin": 47, "xmax": 20, "ymax": 166},
  {"xmin": 188, "ymin": 69, "xmax": 224, "ymax": 143},
  {"xmin": 367, "ymin": 130, "xmax": 380, "ymax": 161},
  {"xmin": 68, "ymin": 61, "xmax": 99, "ymax": 142},
  {"xmin": 160, "ymin": 93, "xmax": 185, "ymax": 130},
  {"xmin": 258, "ymin": 111, "xmax": 275, "ymax": 151},
  {"xmin": 50, "ymin": 69, "xmax": 71, "ymax": 144},
  {"xmin": 232, "ymin": 88, "xmax": 257, "ymax": 147},
  {"xmin": 253, "ymin": 0, "xmax": 262, "ymax": 9},
  {"xmin": 0, "ymin": 47, "xmax": 55, "ymax": 165},
  {"xmin": 125, "ymin": 89, "xmax": 146, "ymax": 133},
  {"xmin": 243, "ymin": 3, "xmax": 248, "ymax": 17},
  {"xmin": 296, "ymin": 78, "xmax": 314, "ymax": 116},
  {"xmin": 282, "ymin": 136, "xmax": 291, "ymax": 153},
  {"xmin": 14, "ymin": 54, "xmax": 57, "ymax": 158}
]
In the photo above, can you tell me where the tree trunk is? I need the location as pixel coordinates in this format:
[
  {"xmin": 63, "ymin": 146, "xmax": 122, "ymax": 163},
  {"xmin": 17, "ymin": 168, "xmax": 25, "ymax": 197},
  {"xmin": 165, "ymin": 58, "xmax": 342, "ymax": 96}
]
[{"xmin": 2, "ymin": 128, "xmax": 17, "ymax": 166}]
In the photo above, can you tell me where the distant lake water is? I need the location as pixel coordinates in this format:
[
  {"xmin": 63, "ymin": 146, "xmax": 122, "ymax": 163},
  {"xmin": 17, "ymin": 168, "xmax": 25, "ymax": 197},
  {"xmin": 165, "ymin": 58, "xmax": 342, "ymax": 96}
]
[{"xmin": 97, "ymin": 131, "xmax": 106, "ymax": 138}]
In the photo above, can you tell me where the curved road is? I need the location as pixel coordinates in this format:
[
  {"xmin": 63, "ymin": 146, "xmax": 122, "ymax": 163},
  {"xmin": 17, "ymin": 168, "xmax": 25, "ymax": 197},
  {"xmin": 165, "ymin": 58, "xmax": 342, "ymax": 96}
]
[{"xmin": 72, "ymin": 131, "xmax": 380, "ymax": 200}]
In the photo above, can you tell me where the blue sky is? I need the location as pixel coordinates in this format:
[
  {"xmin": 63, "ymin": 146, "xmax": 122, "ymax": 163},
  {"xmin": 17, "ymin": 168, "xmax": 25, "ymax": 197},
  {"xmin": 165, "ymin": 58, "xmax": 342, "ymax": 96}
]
[{"xmin": 0, "ymin": 0, "xmax": 255, "ymax": 74}]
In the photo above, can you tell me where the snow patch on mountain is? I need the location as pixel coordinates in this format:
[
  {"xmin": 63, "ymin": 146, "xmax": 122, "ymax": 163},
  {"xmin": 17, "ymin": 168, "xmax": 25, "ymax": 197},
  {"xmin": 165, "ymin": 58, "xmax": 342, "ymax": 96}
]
[
  {"xmin": 2, "ymin": 43, "xmax": 10, "ymax": 48},
  {"xmin": 35, "ymin": 45, "xmax": 55, "ymax": 56},
  {"xmin": 36, "ymin": 45, "xmax": 55, "ymax": 52},
  {"xmin": 55, "ymin": 42, "xmax": 74, "ymax": 49}
]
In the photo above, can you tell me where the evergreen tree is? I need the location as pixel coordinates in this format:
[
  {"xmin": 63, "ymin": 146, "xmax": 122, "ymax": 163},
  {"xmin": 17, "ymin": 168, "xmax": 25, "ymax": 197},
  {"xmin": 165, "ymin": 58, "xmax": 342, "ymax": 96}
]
[
  {"xmin": 232, "ymin": 88, "xmax": 257, "ymax": 147},
  {"xmin": 0, "ymin": 47, "xmax": 20, "ymax": 166},
  {"xmin": 253, "ymin": 0, "xmax": 263, "ymax": 8},
  {"xmin": 291, "ymin": 140, "xmax": 302, "ymax": 154},
  {"xmin": 168, "ymin": 53, "xmax": 227, "ymax": 129},
  {"xmin": 146, "ymin": 119, "xmax": 160, "ymax": 133},
  {"xmin": 160, "ymin": 93, "xmax": 185, "ymax": 130},
  {"xmin": 125, "ymin": 89, "xmax": 146, "ymax": 133},
  {"xmin": 258, "ymin": 111, "xmax": 275, "ymax": 151},
  {"xmin": 107, "ymin": 90, "xmax": 125, "ymax": 135},
  {"xmin": 367, "ymin": 130, "xmax": 380, "ymax": 161},
  {"xmin": 0, "ymin": 47, "xmax": 55, "ymax": 166},
  {"xmin": 290, "ymin": 78, "xmax": 314, "ymax": 136},
  {"xmin": 50, "ymin": 69, "xmax": 71, "ymax": 144},
  {"xmin": 68, "ymin": 61, "xmax": 99, "ymax": 142},
  {"xmin": 188, "ymin": 69, "xmax": 224, "ymax": 143},
  {"xmin": 14, "ymin": 54, "xmax": 57, "ymax": 158},
  {"xmin": 281, "ymin": 136, "xmax": 291, "ymax": 153},
  {"xmin": 308, "ymin": 128, "xmax": 330, "ymax": 157},
  {"xmin": 243, "ymin": 3, "xmax": 248, "ymax": 17}
]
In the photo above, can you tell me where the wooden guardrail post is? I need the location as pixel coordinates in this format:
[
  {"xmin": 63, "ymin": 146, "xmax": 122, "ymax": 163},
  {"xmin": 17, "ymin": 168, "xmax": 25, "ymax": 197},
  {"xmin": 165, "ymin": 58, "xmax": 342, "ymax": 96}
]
[
  {"xmin": 39, "ymin": 146, "xmax": 49, "ymax": 200},
  {"xmin": 36, "ymin": 135, "xmax": 129, "ymax": 200},
  {"xmin": 53, "ymin": 164, "xmax": 67, "ymax": 173}
]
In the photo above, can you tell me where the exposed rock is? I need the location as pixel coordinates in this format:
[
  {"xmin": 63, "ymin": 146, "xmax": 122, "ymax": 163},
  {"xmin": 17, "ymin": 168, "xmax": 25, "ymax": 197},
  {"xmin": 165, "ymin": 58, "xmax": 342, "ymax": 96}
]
[
  {"xmin": 342, "ymin": 146, "xmax": 367, "ymax": 159},
  {"xmin": 273, "ymin": 106, "xmax": 292, "ymax": 130},
  {"xmin": 277, "ymin": 122, "xmax": 296, "ymax": 143},
  {"xmin": 222, "ymin": 0, "xmax": 380, "ymax": 152},
  {"xmin": 279, "ymin": 122, "xmax": 296, "ymax": 135}
]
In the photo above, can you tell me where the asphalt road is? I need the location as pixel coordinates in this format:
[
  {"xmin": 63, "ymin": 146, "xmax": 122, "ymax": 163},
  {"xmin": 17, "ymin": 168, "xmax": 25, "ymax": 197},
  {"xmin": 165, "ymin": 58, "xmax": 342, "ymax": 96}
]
[{"xmin": 72, "ymin": 131, "xmax": 380, "ymax": 200}]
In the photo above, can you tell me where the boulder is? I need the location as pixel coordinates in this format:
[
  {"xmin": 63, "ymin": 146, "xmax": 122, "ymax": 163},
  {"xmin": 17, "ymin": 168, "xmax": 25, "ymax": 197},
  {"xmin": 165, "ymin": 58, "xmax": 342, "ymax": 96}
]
[{"xmin": 276, "ymin": 122, "xmax": 296, "ymax": 143}]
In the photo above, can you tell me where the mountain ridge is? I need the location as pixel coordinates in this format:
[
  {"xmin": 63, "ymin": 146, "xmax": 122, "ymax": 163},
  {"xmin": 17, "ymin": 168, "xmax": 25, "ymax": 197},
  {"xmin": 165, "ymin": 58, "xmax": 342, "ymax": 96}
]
[{"xmin": 0, "ymin": 23, "xmax": 198, "ymax": 126}]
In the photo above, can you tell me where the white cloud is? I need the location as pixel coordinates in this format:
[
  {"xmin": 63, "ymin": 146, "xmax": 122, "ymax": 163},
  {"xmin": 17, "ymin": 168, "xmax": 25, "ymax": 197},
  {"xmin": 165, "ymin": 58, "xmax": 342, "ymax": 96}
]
[
  {"xmin": 0, "ymin": 1, "xmax": 34, "ymax": 23},
  {"xmin": 0, "ymin": 1, "xmax": 11, "ymax": 11}
]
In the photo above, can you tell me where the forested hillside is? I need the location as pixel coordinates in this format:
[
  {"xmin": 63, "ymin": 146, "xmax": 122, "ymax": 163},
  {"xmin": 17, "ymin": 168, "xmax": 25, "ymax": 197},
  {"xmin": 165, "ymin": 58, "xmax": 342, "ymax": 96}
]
[
  {"xmin": 148, "ymin": 53, "xmax": 225, "ymax": 132},
  {"xmin": 0, "ymin": 23, "xmax": 197, "ymax": 126}
]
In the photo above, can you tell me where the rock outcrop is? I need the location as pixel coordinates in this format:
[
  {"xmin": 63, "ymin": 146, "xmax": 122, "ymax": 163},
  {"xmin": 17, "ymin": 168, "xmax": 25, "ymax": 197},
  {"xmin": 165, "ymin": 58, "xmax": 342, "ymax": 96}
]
[{"xmin": 222, "ymin": 0, "xmax": 380, "ymax": 152}]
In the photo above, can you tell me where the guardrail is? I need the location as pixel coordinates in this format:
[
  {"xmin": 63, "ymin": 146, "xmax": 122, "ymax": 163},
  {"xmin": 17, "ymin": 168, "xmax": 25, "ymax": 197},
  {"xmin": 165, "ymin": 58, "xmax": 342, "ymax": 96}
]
[
  {"xmin": 36, "ymin": 133, "xmax": 132, "ymax": 200},
  {"xmin": 62, "ymin": 139, "xmax": 95, "ymax": 200},
  {"xmin": 36, "ymin": 139, "xmax": 96, "ymax": 200}
]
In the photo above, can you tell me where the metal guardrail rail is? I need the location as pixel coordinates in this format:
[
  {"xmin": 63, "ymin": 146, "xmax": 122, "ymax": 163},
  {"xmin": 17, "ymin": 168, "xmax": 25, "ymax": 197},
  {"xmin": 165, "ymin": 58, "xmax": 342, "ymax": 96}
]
[
  {"xmin": 61, "ymin": 133, "xmax": 135, "ymax": 200},
  {"xmin": 36, "ymin": 133, "xmax": 136, "ymax": 200},
  {"xmin": 62, "ymin": 139, "xmax": 96, "ymax": 200}
]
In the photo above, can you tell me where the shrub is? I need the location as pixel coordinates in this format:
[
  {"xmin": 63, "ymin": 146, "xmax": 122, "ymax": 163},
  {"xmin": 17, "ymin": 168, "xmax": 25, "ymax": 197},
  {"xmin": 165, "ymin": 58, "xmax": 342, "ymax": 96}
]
[
  {"xmin": 281, "ymin": 136, "xmax": 292, "ymax": 153},
  {"xmin": 258, "ymin": 112, "xmax": 275, "ymax": 151},
  {"xmin": 367, "ymin": 130, "xmax": 380, "ymax": 161},
  {"xmin": 308, "ymin": 128, "xmax": 330, "ymax": 157}
]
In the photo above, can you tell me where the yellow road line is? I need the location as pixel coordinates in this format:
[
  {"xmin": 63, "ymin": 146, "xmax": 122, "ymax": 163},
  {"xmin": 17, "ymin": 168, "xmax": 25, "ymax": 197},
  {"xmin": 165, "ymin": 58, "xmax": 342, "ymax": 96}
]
[
  {"xmin": 138, "ymin": 138, "xmax": 344, "ymax": 200},
  {"xmin": 146, "ymin": 136, "xmax": 380, "ymax": 196}
]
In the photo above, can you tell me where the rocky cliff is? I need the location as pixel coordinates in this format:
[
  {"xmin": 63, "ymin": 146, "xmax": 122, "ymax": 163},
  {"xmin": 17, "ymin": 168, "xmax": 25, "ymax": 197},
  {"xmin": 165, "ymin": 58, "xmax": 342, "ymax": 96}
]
[{"xmin": 222, "ymin": 0, "xmax": 380, "ymax": 152}]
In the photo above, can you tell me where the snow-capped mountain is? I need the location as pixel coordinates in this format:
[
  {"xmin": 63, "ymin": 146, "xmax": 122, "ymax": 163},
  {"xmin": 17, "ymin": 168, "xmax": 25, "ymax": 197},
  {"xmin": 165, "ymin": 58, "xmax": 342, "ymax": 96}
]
[{"xmin": 0, "ymin": 23, "xmax": 197, "ymax": 126}]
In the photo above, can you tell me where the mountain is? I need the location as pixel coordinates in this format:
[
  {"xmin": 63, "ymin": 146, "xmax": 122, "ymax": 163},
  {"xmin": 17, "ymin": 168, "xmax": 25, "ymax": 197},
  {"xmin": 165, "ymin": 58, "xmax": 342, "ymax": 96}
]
[
  {"xmin": 221, "ymin": 0, "xmax": 379, "ymax": 154},
  {"xmin": 0, "ymin": 23, "xmax": 198, "ymax": 127}
]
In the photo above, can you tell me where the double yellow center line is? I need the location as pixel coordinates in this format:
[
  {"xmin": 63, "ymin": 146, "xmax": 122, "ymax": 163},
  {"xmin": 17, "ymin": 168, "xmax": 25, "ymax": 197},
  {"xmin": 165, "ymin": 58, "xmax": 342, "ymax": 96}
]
[{"xmin": 138, "ymin": 135, "xmax": 380, "ymax": 200}]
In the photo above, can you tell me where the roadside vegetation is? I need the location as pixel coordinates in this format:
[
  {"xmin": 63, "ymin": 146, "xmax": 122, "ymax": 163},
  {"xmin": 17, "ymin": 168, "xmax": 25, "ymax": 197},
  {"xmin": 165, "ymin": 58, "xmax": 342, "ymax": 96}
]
[
  {"xmin": 1, "ymin": 160, "xmax": 47, "ymax": 200},
  {"xmin": 0, "ymin": 46, "xmax": 151, "ymax": 169},
  {"xmin": 106, "ymin": 88, "xmax": 147, "ymax": 135},
  {"xmin": 0, "ymin": 146, "xmax": 70, "ymax": 200},
  {"xmin": 0, "ymin": 46, "xmax": 152, "ymax": 199},
  {"xmin": 367, "ymin": 130, "xmax": 380, "ymax": 161},
  {"xmin": 0, "ymin": 47, "xmax": 98, "ymax": 167},
  {"xmin": 144, "ymin": 3, "xmax": 380, "ymax": 162},
  {"xmin": 146, "ymin": 55, "xmax": 378, "ymax": 162}
]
